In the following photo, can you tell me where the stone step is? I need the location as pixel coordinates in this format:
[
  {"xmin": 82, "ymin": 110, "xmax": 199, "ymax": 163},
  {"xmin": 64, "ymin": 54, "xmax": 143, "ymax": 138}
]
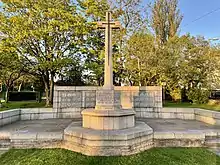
[
  {"xmin": 205, "ymin": 139, "xmax": 220, "ymax": 147},
  {"xmin": 0, "ymin": 140, "xmax": 10, "ymax": 148}
]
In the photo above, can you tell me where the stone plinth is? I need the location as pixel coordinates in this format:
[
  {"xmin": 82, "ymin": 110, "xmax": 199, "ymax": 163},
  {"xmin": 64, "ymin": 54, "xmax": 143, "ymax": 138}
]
[
  {"xmin": 63, "ymin": 121, "xmax": 153, "ymax": 156},
  {"xmin": 95, "ymin": 89, "xmax": 120, "ymax": 110},
  {"xmin": 82, "ymin": 109, "xmax": 135, "ymax": 130}
]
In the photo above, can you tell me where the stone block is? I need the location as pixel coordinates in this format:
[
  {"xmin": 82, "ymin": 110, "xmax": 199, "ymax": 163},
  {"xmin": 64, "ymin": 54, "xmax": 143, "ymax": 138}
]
[
  {"xmin": 11, "ymin": 115, "xmax": 20, "ymax": 123},
  {"xmin": 83, "ymin": 115, "xmax": 90, "ymax": 128},
  {"xmin": 195, "ymin": 115, "xmax": 216, "ymax": 125},
  {"xmin": 103, "ymin": 117, "xmax": 114, "ymax": 130},
  {"xmin": 39, "ymin": 113, "xmax": 54, "ymax": 119},
  {"xmin": 39, "ymin": 108, "xmax": 53, "ymax": 113},
  {"xmin": 135, "ymin": 112, "xmax": 141, "ymax": 118},
  {"xmin": 212, "ymin": 112, "xmax": 220, "ymax": 119},
  {"xmin": 114, "ymin": 86, "xmax": 139, "ymax": 91},
  {"xmin": 113, "ymin": 117, "xmax": 120, "ymax": 130},
  {"xmin": 55, "ymin": 86, "xmax": 76, "ymax": 91},
  {"xmin": 2, "ymin": 109, "xmax": 20, "ymax": 118},
  {"xmin": 204, "ymin": 130, "xmax": 218, "ymax": 137},
  {"xmin": 139, "ymin": 86, "xmax": 161, "ymax": 91},
  {"xmin": 195, "ymin": 109, "xmax": 213, "ymax": 117},
  {"xmin": 174, "ymin": 131, "xmax": 205, "ymax": 139},
  {"xmin": 75, "ymin": 86, "xmax": 98, "ymax": 91},
  {"xmin": 20, "ymin": 114, "xmax": 31, "ymax": 120},
  {"xmin": 126, "ymin": 116, "xmax": 135, "ymax": 128},
  {"xmin": 162, "ymin": 108, "xmax": 177, "ymax": 113},
  {"xmin": 2, "ymin": 118, "xmax": 11, "ymax": 126},
  {"xmin": 176, "ymin": 108, "xmax": 195, "ymax": 113},
  {"xmin": 176, "ymin": 113, "xmax": 184, "ymax": 119},
  {"xmin": 158, "ymin": 113, "xmax": 174, "ymax": 119},
  {"xmin": 155, "ymin": 97, "xmax": 162, "ymax": 102},
  {"xmin": 37, "ymin": 132, "xmax": 63, "ymax": 140},
  {"xmin": 215, "ymin": 119, "xmax": 220, "ymax": 126},
  {"xmin": 144, "ymin": 108, "xmax": 154, "ymax": 112},
  {"xmin": 11, "ymin": 132, "xmax": 37, "ymax": 140},
  {"xmin": 154, "ymin": 132, "xmax": 175, "ymax": 139},
  {"xmin": 59, "ymin": 112, "xmax": 81, "ymax": 119},
  {"xmin": 31, "ymin": 113, "xmax": 40, "ymax": 120},
  {"xmin": 21, "ymin": 108, "xmax": 39, "ymax": 114},
  {"xmin": 0, "ymin": 131, "xmax": 10, "ymax": 140},
  {"xmin": 183, "ymin": 114, "xmax": 195, "ymax": 120}
]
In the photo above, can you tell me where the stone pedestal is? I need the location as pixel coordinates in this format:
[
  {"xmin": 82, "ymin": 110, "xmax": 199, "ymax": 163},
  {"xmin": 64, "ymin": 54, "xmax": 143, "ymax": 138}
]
[
  {"xmin": 82, "ymin": 109, "xmax": 135, "ymax": 130},
  {"xmin": 82, "ymin": 88, "xmax": 135, "ymax": 130},
  {"xmin": 63, "ymin": 121, "xmax": 154, "ymax": 156},
  {"xmin": 95, "ymin": 89, "xmax": 120, "ymax": 110}
]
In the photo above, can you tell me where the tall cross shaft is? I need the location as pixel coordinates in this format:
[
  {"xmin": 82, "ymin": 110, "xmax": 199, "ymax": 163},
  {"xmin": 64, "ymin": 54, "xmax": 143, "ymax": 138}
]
[{"xmin": 97, "ymin": 11, "xmax": 121, "ymax": 89}]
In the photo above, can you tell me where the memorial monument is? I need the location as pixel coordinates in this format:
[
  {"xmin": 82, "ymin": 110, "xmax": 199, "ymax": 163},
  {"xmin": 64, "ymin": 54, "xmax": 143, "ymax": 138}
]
[
  {"xmin": 81, "ymin": 11, "xmax": 135, "ymax": 130},
  {"xmin": 63, "ymin": 11, "xmax": 154, "ymax": 156}
]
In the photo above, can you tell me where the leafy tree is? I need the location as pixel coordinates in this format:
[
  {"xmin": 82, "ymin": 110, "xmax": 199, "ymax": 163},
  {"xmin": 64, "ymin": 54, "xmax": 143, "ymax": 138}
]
[
  {"xmin": 77, "ymin": 0, "xmax": 109, "ymax": 85},
  {"xmin": 152, "ymin": 0, "xmax": 183, "ymax": 44},
  {"xmin": 164, "ymin": 35, "xmax": 214, "ymax": 102},
  {"xmin": 0, "ymin": 44, "xmax": 25, "ymax": 102},
  {"xmin": 0, "ymin": 0, "xmax": 89, "ymax": 106},
  {"xmin": 124, "ymin": 31, "xmax": 162, "ymax": 86}
]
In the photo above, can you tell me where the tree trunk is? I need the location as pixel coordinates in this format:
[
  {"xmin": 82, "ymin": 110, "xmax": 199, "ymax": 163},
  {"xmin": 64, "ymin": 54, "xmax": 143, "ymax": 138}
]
[
  {"xmin": 49, "ymin": 73, "xmax": 54, "ymax": 105},
  {"xmin": 5, "ymin": 88, "xmax": 9, "ymax": 103},
  {"xmin": 42, "ymin": 74, "xmax": 50, "ymax": 107},
  {"xmin": 18, "ymin": 82, "xmax": 22, "ymax": 92},
  {"xmin": 45, "ymin": 85, "xmax": 50, "ymax": 106}
]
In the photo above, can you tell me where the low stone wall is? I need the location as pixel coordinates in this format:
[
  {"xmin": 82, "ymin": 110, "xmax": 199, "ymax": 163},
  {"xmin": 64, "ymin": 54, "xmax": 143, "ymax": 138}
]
[
  {"xmin": 53, "ymin": 86, "xmax": 163, "ymax": 117},
  {"xmin": 136, "ymin": 108, "xmax": 195, "ymax": 120},
  {"xmin": 20, "ymin": 108, "xmax": 81, "ymax": 120},
  {"xmin": 1, "ymin": 107, "xmax": 220, "ymax": 126},
  {"xmin": 0, "ymin": 109, "xmax": 20, "ymax": 127},
  {"xmin": 195, "ymin": 109, "xmax": 220, "ymax": 125}
]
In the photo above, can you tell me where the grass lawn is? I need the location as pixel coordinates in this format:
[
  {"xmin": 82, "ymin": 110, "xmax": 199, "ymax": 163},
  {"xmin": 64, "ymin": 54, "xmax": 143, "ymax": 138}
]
[
  {"xmin": 0, "ymin": 101, "xmax": 46, "ymax": 111},
  {"xmin": 0, "ymin": 148, "xmax": 219, "ymax": 165},
  {"xmin": 164, "ymin": 101, "xmax": 220, "ymax": 112}
]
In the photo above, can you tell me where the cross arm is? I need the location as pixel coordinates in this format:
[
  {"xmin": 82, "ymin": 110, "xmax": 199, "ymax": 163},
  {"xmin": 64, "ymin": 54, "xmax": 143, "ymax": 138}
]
[{"xmin": 96, "ymin": 21, "xmax": 122, "ymax": 29}]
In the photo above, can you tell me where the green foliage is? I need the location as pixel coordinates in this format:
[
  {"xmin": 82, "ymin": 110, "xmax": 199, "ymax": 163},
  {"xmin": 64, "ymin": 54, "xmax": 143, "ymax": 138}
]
[
  {"xmin": 0, "ymin": 101, "xmax": 46, "ymax": 111},
  {"xmin": 0, "ymin": 148, "xmax": 219, "ymax": 165},
  {"xmin": 169, "ymin": 88, "xmax": 181, "ymax": 102},
  {"xmin": 152, "ymin": 0, "xmax": 183, "ymax": 44},
  {"xmin": 187, "ymin": 88, "xmax": 210, "ymax": 104},
  {"xmin": 164, "ymin": 101, "xmax": 220, "ymax": 111},
  {"xmin": 0, "ymin": 0, "xmax": 90, "ymax": 105}
]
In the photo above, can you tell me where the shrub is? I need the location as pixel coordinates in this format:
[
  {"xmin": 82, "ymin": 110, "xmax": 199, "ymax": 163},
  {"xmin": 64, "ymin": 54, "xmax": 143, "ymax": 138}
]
[{"xmin": 187, "ymin": 88, "xmax": 210, "ymax": 104}]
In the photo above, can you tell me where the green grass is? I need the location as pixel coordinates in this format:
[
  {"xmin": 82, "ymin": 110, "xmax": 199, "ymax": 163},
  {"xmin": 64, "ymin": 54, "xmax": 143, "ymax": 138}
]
[
  {"xmin": 0, "ymin": 101, "xmax": 46, "ymax": 111},
  {"xmin": 0, "ymin": 148, "xmax": 219, "ymax": 165},
  {"xmin": 164, "ymin": 101, "xmax": 220, "ymax": 112}
]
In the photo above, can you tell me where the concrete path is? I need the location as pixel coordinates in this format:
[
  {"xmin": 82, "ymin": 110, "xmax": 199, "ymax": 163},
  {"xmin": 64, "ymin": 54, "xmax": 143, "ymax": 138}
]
[
  {"xmin": 139, "ymin": 118, "xmax": 220, "ymax": 131},
  {"xmin": 0, "ymin": 119, "xmax": 73, "ymax": 134}
]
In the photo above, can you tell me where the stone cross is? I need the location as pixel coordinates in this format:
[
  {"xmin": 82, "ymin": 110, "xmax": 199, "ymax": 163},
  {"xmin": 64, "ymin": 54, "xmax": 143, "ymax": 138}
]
[{"xmin": 97, "ymin": 11, "xmax": 121, "ymax": 89}]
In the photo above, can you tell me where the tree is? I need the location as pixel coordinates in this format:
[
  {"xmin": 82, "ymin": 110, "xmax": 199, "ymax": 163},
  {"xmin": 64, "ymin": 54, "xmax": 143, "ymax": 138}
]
[
  {"xmin": 0, "ymin": 0, "xmax": 90, "ymax": 106},
  {"xmin": 152, "ymin": 0, "xmax": 183, "ymax": 44},
  {"xmin": 0, "ymin": 45, "xmax": 25, "ymax": 102},
  {"xmin": 163, "ymin": 35, "xmax": 215, "ymax": 102},
  {"xmin": 77, "ymin": 0, "xmax": 109, "ymax": 85},
  {"xmin": 124, "ymin": 31, "xmax": 162, "ymax": 86}
]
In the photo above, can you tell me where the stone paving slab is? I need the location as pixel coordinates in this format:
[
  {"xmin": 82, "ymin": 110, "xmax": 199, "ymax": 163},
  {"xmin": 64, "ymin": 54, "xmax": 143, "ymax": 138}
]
[
  {"xmin": 0, "ymin": 119, "xmax": 73, "ymax": 140},
  {"xmin": 139, "ymin": 118, "xmax": 220, "ymax": 132}
]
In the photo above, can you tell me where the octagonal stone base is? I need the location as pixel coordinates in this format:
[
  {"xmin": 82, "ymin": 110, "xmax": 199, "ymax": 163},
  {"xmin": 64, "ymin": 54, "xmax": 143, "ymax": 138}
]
[
  {"xmin": 63, "ymin": 121, "xmax": 153, "ymax": 156},
  {"xmin": 82, "ymin": 109, "xmax": 135, "ymax": 130}
]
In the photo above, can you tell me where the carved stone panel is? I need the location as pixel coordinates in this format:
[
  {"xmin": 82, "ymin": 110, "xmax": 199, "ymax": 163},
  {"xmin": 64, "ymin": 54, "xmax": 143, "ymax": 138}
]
[
  {"xmin": 85, "ymin": 91, "xmax": 96, "ymax": 108},
  {"xmin": 96, "ymin": 90, "xmax": 114, "ymax": 106},
  {"xmin": 60, "ymin": 91, "xmax": 82, "ymax": 108}
]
